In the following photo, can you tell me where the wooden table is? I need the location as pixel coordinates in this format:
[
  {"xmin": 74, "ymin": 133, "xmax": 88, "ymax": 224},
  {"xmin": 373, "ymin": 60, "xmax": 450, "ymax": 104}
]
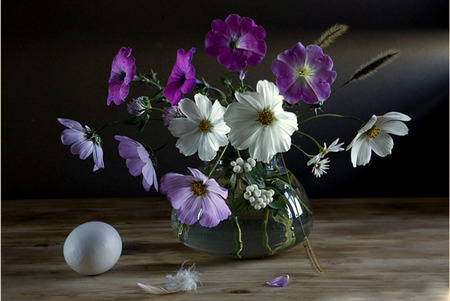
[{"xmin": 2, "ymin": 197, "xmax": 448, "ymax": 300}]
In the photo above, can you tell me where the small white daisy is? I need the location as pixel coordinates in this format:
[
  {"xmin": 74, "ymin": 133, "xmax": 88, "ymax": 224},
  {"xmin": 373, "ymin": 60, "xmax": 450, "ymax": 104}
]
[
  {"xmin": 168, "ymin": 94, "xmax": 230, "ymax": 162},
  {"xmin": 346, "ymin": 112, "xmax": 411, "ymax": 167},
  {"xmin": 307, "ymin": 138, "xmax": 345, "ymax": 166},
  {"xmin": 311, "ymin": 158, "xmax": 330, "ymax": 178},
  {"xmin": 224, "ymin": 80, "xmax": 298, "ymax": 163}
]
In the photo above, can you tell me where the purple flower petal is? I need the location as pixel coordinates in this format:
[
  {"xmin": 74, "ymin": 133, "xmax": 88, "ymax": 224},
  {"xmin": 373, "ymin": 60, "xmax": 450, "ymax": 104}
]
[
  {"xmin": 272, "ymin": 42, "xmax": 336, "ymax": 104},
  {"xmin": 160, "ymin": 168, "xmax": 230, "ymax": 228},
  {"xmin": 115, "ymin": 135, "xmax": 158, "ymax": 191},
  {"xmin": 58, "ymin": 118, "xmax": 104, "ymax": 172},
  {"xmin": 163, "ymin": 48, "xmax": 197, "ymax": 105},
  {"xmin": 266, "ymin": 275, "xmax": 290, "ymax": 287},
  {"xmin": 107, "ymin": 47, "xmax": 136, "ymax": 106},
  {"xmin": 205, "ymin": 14, "xmax": 266, "ymax": 72}
]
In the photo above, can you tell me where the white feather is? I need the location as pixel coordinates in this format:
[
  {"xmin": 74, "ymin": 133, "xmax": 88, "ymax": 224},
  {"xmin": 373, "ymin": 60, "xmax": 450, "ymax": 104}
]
[{"xmin": 138, "ymin": 263, "xmax": 200, "ymax": 294}]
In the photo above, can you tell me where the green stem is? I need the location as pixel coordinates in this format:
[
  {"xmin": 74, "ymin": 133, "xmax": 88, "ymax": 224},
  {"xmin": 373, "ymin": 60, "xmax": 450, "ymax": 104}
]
[
  {"xmin": 153, "ymin": 137, "xmax": 176, "ymax": 153},
  {"xmin": 208, "ymin": 142, "xmax": 229, "ymax": 178},
  {"xmin": 291, "ymin": 143, "xmax": 312, "ymax": 160},
  {"xmin": 296, "ymin": 106, "xmax": 314, "ymax": 120},
  {"xmin": 232, "ymin": 216, "xmax": 243, "ymax": 258},
  {"xmin": 262, "ymin": 207, "xmax": 273, "ymax": 255},
  {"xmin": 298, "ymin": 113, "xmax": 364, "ymax": 125},
  {"xmin": 300, "ymin": 200, "xmax": 313, "ymax": 215},
  {"xmin": 95, "ymin": 120, "xmax": 123, "ymax": 134},
  {"xmin": 296, "ymin": 131, "xmax": 323, "ymax": 150}
]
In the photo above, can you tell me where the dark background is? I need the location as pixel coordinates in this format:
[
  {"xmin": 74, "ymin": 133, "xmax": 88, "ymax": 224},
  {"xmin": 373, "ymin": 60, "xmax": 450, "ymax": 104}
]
[{"xmin": 2, "ymin": 0, "xmax": 449, "ymax": 200}]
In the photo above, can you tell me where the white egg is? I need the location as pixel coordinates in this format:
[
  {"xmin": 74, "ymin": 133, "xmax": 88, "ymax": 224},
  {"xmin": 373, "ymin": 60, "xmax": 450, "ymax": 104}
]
[{"xmin": 63, "ymin": 221, "xmax": 122, "ymax": 275}]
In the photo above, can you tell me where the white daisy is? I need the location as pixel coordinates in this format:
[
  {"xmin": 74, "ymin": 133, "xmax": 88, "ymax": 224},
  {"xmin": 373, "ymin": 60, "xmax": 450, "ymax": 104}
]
[
  {"xmin": 311, "ymin": 158, "xmax": 330, "ymax": 178},
  {"xmin": 168, "ymin": 94, "xmax": 230, "ymax": 162},
  {"xmin": 346, "ymin": 112, "xmax": 411, "ymax": 167},
  {"xmin": 307, "ymin": 138, "xmax": 345, "ymax": 166},
  {"xmin": 224, "ymin": 80, "xmax": 298, "ymax": 163}
]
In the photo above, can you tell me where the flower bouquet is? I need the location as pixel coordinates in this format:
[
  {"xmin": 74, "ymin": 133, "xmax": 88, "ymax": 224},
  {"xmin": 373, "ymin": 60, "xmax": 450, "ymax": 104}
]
[{"xmin": 58, "ymin": 14, "xmax": 410, "ymax": 269}]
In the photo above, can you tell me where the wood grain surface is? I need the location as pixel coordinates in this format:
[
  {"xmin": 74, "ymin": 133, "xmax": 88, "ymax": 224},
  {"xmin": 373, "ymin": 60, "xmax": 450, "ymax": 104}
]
[{"xmin": 2, "ymin": 197, "xmax": 448, "ymax": 300}]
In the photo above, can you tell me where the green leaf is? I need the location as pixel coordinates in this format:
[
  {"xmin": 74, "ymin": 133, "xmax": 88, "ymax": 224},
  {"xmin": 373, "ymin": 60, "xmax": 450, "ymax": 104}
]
[
  {"xmin": 268, "ymin": 194, "xmax": 286, "ymax": 211},
  {"xmin": 225, "ymin": 173, "xmax": 237, "ymax": 190},
  {"xmin": 123, "ymin": 114, "xmax": 147, "ymax": 125},
  {"xmin": 230, "ymin": 196, "xmax": 252, "ymax": 217},
  {"xmin": 241, "ymin": 167, "xmax": 265, "ymax": 188},
  {"xmin": 136, "ymin": 114, "xmax": 150, "ymax": 134}
]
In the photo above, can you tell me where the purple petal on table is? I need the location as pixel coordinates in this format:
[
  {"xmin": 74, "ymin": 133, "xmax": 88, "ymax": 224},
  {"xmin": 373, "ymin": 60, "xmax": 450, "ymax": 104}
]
[{"xmin": 266, "ymin": 275, "xmax": 290, "ymax": 287}]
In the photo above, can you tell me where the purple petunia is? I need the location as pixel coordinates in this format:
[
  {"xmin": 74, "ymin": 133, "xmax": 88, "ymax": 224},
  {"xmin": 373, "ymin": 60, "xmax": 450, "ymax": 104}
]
[
  {"xmin": 114, "ymin": 135, "xmax": 158, "ymax": 191},
  {"xmin": 58, "ymin": 118, "xmax": 104, "ymax": 172},
  {"xmin": 163, "ymin": 48, "xmax": 197, "ymax": 106},
  {"xmin": 107, "ymin": 47, "xmax": 136, "ymax": 106},
  {"xmin": 272, "ymin": 42, "xmax": 336, "ymax": 105},
  {"xmin": 205, "ymin": 14, "xmax": 266, "ymax": 72},
  {"xmin": 160, "ymin": 168, "xmax": 231, "ymax": 228}
]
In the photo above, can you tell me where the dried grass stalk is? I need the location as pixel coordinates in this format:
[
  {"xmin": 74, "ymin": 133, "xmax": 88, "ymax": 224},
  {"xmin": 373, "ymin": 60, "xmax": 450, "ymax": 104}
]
[
  {"xmin": 350, "ymin": 49, "xmax": 400, "ymax": 83},
  {"xmin": 304, "ymin": 237, "xmax": 325, "ymax": 275},
  {"xmin": 314, "ymin": 24, "xmax": 349, "ymax": 49}
]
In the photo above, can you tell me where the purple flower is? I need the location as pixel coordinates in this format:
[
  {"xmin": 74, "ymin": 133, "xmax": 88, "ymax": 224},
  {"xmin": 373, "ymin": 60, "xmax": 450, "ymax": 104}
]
[
  {"xmin": 163, "ymin": 48, "xmax": 197, "ymax": 106},
  {"xmin": 266, "ymin": 275, "xmax": 290, "ymax": 287},
  {"xmin": 160, "ymin": 168, "xmax": 231, "ymax": 228},
  {"xmin": 107, "ymin": 47, "xmax": 136, "ymax": 106},
  {"xmin": 58, "ymin": 118, "xmax": 104, "ymax": 171},
  {"xmin": 272, "ymin": 42, "xmax": 336, "ymax": 104},
  {"xmin": 114, "ymin": 136, "xmax": 158, "ymax": 192},
  {"xmin": 205, "ymin": 14, "xmax": 266, "ymax": 72},
  {"xmin": 162, "ymin": 105, "xmax": 185, "ymax": 126}
]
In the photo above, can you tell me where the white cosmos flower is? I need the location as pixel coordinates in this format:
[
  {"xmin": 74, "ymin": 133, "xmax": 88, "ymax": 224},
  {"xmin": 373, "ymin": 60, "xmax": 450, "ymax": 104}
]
[
  {"xmin": 168, "ymin": 94, "xmax": 230, "ymax": 162},
  {"xmin": 346, "ymin": 112, "xmax": 411, "ymax": 167},
  {"xmin": 224, "ymin": 80, "xmax": 298, "ymax": 163}
]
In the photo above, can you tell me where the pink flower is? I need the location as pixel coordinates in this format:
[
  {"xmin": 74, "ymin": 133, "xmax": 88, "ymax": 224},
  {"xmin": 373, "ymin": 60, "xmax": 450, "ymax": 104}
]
[
  {"xmin": 163, "ymin": 48, "xmax": 197, "ymax": 105},
  {"xmin": 160, "ymin": 168, "xmax": 230, "ymax": 228},
  {"xmin": 272, "ymin": 42, "xmax": 336, "ymax": 104},
  {"xmin": 58, "ymin": 118, "xmax": 104, "ymax": 171},
  {"xmin": 114, "ymin": 136, "xmax": 158, "ymax": 191},
  {"xmin": 205, "ymin": 14, "xmax": 266, "ymax": 72},
  {"xmin": 107, "ymin": 47, "xmax": 136, "ymax": 106}
]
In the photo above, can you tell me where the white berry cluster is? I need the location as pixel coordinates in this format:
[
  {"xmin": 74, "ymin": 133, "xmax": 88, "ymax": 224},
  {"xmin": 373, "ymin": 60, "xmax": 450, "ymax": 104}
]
[
  {"xmin": 243, "ymin": 184, "xmax": 275, "ymax": 210},
  {"xmin": 230, "ymin": 157, "xmax": 257, "ymax": 173}
]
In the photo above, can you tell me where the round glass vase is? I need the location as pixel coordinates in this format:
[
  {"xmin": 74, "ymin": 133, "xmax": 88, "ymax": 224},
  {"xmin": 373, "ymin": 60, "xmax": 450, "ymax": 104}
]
[{"xmin": 171, "ymin": 152, "xmax": 313, "ymax": 259}]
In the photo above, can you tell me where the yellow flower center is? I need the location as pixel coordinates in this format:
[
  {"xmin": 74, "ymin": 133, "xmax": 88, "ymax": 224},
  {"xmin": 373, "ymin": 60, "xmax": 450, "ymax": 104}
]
[
  {"xmin": 367, "ymin": 125, "xmax": 380, "ymax": 138},
  {"xmin": 198, "ymin": 119, "xmax": 211, "ymax": 133},
  {"xmin": 322, "ymin": 150, "xmax": 329, "ymax": 156},
  {"xmin": 191, "ymin": 182, "xmax": 206, "ymax": 197},
  {"xmin": 296, "ymin": 66, "xmax": 313, "ymax": 78},
  {"xmin": 258, "ymin": 109, "xmax": 274, "ymax": 126}
]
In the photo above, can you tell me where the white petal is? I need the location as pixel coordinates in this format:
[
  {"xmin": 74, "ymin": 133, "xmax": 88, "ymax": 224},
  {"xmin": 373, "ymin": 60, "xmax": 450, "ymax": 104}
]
[
  {"xmin": 169, "ymin": 118, "xmax": 198, "ymax": 138},
  {"xmin": 358, "ymin": 115, "xmax": 377, "ymax": 133},
  {"xmin": 176, "ymin": 133, "xmax": 201, "ymax": 157},
  {"xmin": 379, "ymin": 121, "xmax": 409, "ymax": 136},
  {"xmin": 370, "ymin": 132, "xmax": 393, "ymax": 157},
  {"xmin": 179, "ymin": 98, "xmax": 202, "ymax": 122},
  {"xmin": 193, "ymin": 94, "xmax": 212, "ymax": 119},
  {"xmin": 356, "ymin": 137, "xmax": 372, "ymax": 166},
  {"xmin": 234, "ymin": 91, "xmax": 264, "ymax": 111},
  {"xmin": 208, "ymin": 100, "xmax": 226, "ymax": 124},
  {"xmin": 256, "ymin": 80, "xmax": 283, "ymax": 109},
  {"xmin": 379, "ymin": 112, "xmax": 411, "ymax": 122}
]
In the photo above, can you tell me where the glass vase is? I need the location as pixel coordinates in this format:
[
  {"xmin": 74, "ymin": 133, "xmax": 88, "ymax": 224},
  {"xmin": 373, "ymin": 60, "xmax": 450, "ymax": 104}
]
[{"xmin": 171, "ymin": 151, "xmax": 313, "ymax": 259}]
